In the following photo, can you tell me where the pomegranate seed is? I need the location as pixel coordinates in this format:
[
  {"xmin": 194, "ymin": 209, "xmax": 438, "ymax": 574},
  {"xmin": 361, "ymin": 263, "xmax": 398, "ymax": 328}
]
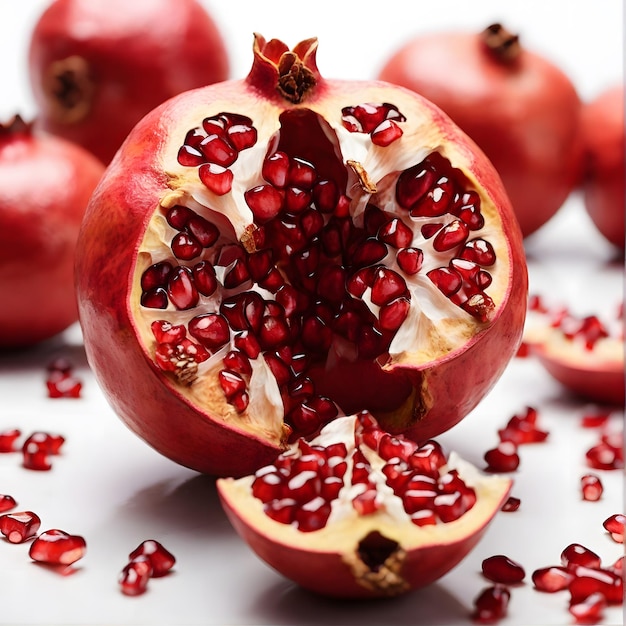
[
  {"xmin": 313, "ymin": 179, "xmax": 339, "ymax": 213},
  {"xmin": 151, "ymin": 320, "xmax": 186, "ymax": 344},
  {"xmin": 167, "ymin": 266, "xmax": 199, "ymax": 310},
  {"xmin": 586, "ymin": 439, "xmax": 623, "ymax": 470},
  {"xmin": 29, "ymin": 529, "xmax": 86, "ymax": 565},
  {"xmin": 0, "ymin": 494, "xmax": 17, "ymax": 512},
  {"xmin": 353, "ymin": 488, "xmax": 380, "ymax": 515},
  {"xmin": 454, "ymin": 191, "xmax": 485, "ymax": 230},
  {"xmin": 603, "ymin": 513, "xmax": 625, "ymax": 543},
  {"xmin": 0, "ymin": 428, "xmax": 21, "ymax": 452},
  {"xmin": 199, "ymin": 134, "xmax": 237, "ymax": 167},
  {"xmin": 569, "ymin": 591, "xmax": 607, "ymax": 624},
  {"xmin": 427, "ymin": 266, "xmax": 462, "ymax": 296},
  {"xmin": 460, "ymin": 238, "xmax": 496, "ymax": 265},
  {"xmin": 119, "ymin": 555, "xmax": 153, "ymax": 596},
  {"xmin": 481, "ymin": 555, "xmax": 525, "ymax": 584},
  {"xmin": 410, "ymin": 509, "xmax": 437, "ymax": 526},
  {"xmin": 46, "ymin": 370, "xmax": 82, "ymax": 398},
  {"xmin": 128, "ymin": 540, "xmax": 176, "ymax": 577},
  {"xmin": 484, "ymin": 441, "xmax": 520, "ymax": 472},
  {"xmin": 351, "ymin": 238, "xmax": 388, "ymax": 267},
  {"xmin": 395, "ymin": 160, "xmax": 439, "ymax": 211},
  {"xmin": 245, "ymin": 184, "xmax": 284, "ymax": 223},
  {"xmin": 370, "ymin": 267, "xmax": 407, "ymax": 305},
  {"xmin": 188, "ymin": 313, "xmax": 230, "ymax": 350},
  {"xmin": 165, "ymin": 205, "xmax": 194, "ymax": 229},
  {"xmin": 500, "ymin": 496, "xmax": 520, "ymax": 512},
  {"xmin": 226, "ymin": 123, "xmax": 257, "ymax": 152},
  {"xmin": 471, "ymin": 584, "xmax": 510, "ymax": 624},
  {"xmin": 379, "ymin": 297, "xmax": 410, "ymax": 330},
  {"xmin": 295, "ymin": 497, "xmax": 331, "ymax": 532},
  {"xmin": 396, "ymin": 247, "xmax": 423, "ymax": 275},
  {"xmin": 288, "ymin": 158, "xmax": 316, "ymax": 189},
  {"xmin": 532, "ymin": 566, "xmax": 574, "ymax": 592},
  {"xmin": 141, "ymin": 287, "xmax": 168, "ymax": 309},
  {"xmin": 263, "ymin": 151, "xmax": 290, "ymax": 187},
  {"xmin": 569, "ymin": 566, "xmax": 624, "ymax": 604},
  {"xmin": 378, "ymin": 217, "xmax": 412, "ymax": 248},
  {"xmin": 177, "ymin": 144, "xmax": 204, "ymax": 166},
  {"xmin": 252, "ymin": 471, "xmax": 285, "ymax": 502},
  {"xmin": 0, "ymin": 511, "xmax": 41, "ymax": 543},
  {"xmin": 580, "ymin": 412, "xmax": 611, "ymax": 428},
  {"xmin": 561, "ymin": 543, "xmax": 602, "ymax": 570},
  {"xmin": 433, "ymin": 219, "xmax": 469, "ymax": 252},
  {"xmin": 264, "ymin": 498, "xmax": 297, "ymax": 524},
  {"xmin": 580, "ymin": 474, "xmax": 604, "ymax": 501},
  {"xmin": 378, "ymin": 433, "xmax": 417, "ymax": 461},
  {"xmin": 198, "ymin": 162, "xmax": 233, "ymax": 195},
  {"xmin": 370, "ymin": 119, "xmax": 403, "ymax": 146},
  {"xmin": 219, "ymin": 370, "xmax": 247, "ymax": 400},
  {"xmin": 186, "ymin": 215, "xmax": 219, "ymax": 247}
]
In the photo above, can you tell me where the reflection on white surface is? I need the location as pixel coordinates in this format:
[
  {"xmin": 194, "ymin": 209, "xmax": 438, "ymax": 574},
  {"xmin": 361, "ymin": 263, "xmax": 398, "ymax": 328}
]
[{"xmin": 0, "ymin": 1, "xmax": 624, "ymax": 624}]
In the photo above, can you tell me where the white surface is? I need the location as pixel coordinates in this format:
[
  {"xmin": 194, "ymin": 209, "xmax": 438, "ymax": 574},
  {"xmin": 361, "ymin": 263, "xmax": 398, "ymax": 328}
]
[{"xmin": 0, "ymin": 2, "xmax": 624, "ymax": 625}]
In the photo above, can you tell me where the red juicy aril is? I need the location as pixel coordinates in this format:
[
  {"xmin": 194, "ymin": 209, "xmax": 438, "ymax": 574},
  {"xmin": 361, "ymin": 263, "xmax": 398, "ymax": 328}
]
[
  {"xmin": 75, "ymin": 35, "xmax": 527, "ymax": 476},
  {"xmin": 218, "ymin": 412, "xmax": 512, "ymax": 598}
]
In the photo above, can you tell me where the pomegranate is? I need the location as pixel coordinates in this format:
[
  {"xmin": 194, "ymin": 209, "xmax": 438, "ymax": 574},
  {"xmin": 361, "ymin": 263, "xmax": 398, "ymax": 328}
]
[
  {"xmin": 75, "ymin": 35, "xmax": 527, "ymax": 476},
  {"xmin": 377, "ymin": 23, "xmax": 583, "ymax": 237},
  {"xmin": 579, "ymin": 85, "xmax": 625, "ymax": 250},
  {"xmin": 0, "ymin": 116, "xmax": 104, "ymax": 348},
  {"xmin": 28, "ymin": 0, "xmax": 229, "ymax": 164},
  {"xmin": 528, "ymin": 305, "xmax": 624, "ymax": 406},
  {"xmin": 217, "ymin": 412, "xmax": 512, "ymax": 598}
]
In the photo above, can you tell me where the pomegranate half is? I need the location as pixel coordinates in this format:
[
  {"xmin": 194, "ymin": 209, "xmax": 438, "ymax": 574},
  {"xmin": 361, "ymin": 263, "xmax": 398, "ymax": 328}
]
[
  {"xmin": 75, "ymin": 35, "xmax": 527, "ymax": 476},
  {"xmin": 217, "ymin": 412, "xmax": 512, "ymax": 598}
]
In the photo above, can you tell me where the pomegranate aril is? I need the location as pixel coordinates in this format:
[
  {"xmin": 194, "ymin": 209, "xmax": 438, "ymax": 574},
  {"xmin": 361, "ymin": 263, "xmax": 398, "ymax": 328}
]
[
  {"xmin": 171, "ymin": 231, "xmax": 202, "ymax": 260},
  {"xmin": 22, "ymin": 441, "xmax": 51, "ymax": 471},
  {"xmin": 199, "ymin": 134, "xmax": 237, "ymax": 167},
  {"xmin": 371, "ymin": 119, "xmax": 403, "ymax": 146},
  {"xmin": 0, "ymin": 494, "xmax": 17, "ymax": 512},
  {"xmin": 167, "ymin": 266, "xmax": 199, "ymax": 310},
  {"xmin": 603, "ymin": 513, "xmax": 625, "ymax": 543},
  {"xmin": 484, "ymin": 441, "xmax": 520, "ymax": 472},
  {"xmin": 396, "ymin": 247, "xmax": 423, "ymax": 275},
  {"xmin": 0, "ymin": 428, "xmax": 21, "ymax": 453},
  {"xmin": 295, "ymin": 497, "xmax": 331, "ymax": 532},
  {"xmin": 252, "ymin": 471, "xmax": 285, "ymax": 502},
  {"xmin": 421, "ymin": 222, "xmax": 442, "ymax": 239},
  {"xmin": 141, "ymin": 287, "xmax": 168, "ymax": 309},
  {"xmin": 482, "ymin": 555, "xmax": 525, "ymax": 584},
  {"xmin": 351, "ymin": 238, "xmax": 388, "ymax": 268},
  {"xmin": 353, "ymin": 488, "xmax": 380, "ymax": 515},
  {"xmin": 245, "ymin": 184, "xmax": 284, "ymax": 223},
  {"xmin": 433, "ymin": 490, "xmax": 470, "ymax": 522},
  {"xmin": 119, "ymin": 555, "xmax": 153, "ymax": 596},
  {"xmin": 471, "ymin": 584, "xmax": 510, "ymax": 624},
  {"xmin": 409, "ymin": 440, "xmax": 447, "ymax": 477},
  {"xmin": 199, "ymin": 162, "xmax": 233, "ymax": 195},
  {"xmin": 191, "ymin": 261, "xmax": 218, "ymax": 296},
  {"xmin": 263, "ymin": 151, "xmax": 290, "ymax": 187},
  {"xmin": 186, "ymin": 215, "xmax": 219, "ymax": 247},
  {"xmin": 177, "ymin": 144, "xmax": 204, "ymax": 166},
  {"xmin": 223, "ymin": 350, "xmax": 252, "ymax": 377},
  {"xmin": 532, "ymin": 566, "xmax": 575, "ymax": 592},
  {"xmin": 586, "ymin": 439, "xmax": 623, "ymax": 470},
  {"xmin": 370, "ymin": 267, "xmax": 407, "ymax": 306},
  {"xmin": 561, "ymin": 543, "xmax": 602, "ymax": 570},
  {"xmin": 395, "ymin": 158, "xmax": 438, "ymax": 210},
  {"xmin": 568, "ymin": 591, "xmax": 606, "ymax": 624},
  {"xmin": 581, "ymin": 412, "xmax": 610, "ymax": 428},
  {"xmin": 288, "ymin": 158, "xmax": 316, "ymax": 189},
  {"xmin": 433, "ymin": 219, "xmax": 469, "ymax": 252},
  {"xmin": 580, "ymin": 474, "xmax": 603, "ymax": 501},
  {"xmin": 428, "ymin": 266, "xmax": 462, "ymax": 296},
  {"xmin": 313, "ymin": 179, "xmax": 339, "ymax": 213},
  {"xmin": 234, "ymin": 331, "xmax": 261, "ymax": 359},
  {"xmin": 219, "ymin": 370, "xmax": 247, "ymax": 401},
  {"xmin": 501, "ymin": 496, "xmax": 521, "ymax": 512},
  {"xmin": 29, "ymin": 529, "xmax": 87, "ymax": 565},
  {"xmin": 410, "ymin": 175, "xmax": 455, "ymax": 218},
  {"xmin": 569, "ymin": 567, "xmax": 624, "ymax": 604},
  {"xmin": 151, "ymin": 320, "xmax": 186, "ymax": 344},
  {"xmin": 0, "ymin": 511, "xmax": 41, "ymax": 543},
  {"xmin": 226, "ymin": 123, "xmax": 257, "ymax": 152},
  {"xmin": 128, "ymin": 540, "xmax": 176, "ymax": 577},
  {"xmin": 188, "ymin": 313, "xmax": 230, "ymax": 350},
  {"xmin": 461, "ymin": 238, "xmax": 496, "ymax": 266},
  {"xmin": 165, "ymin": 205, "xmax": 194, "ymax": 230},
  {"xmin": 378, "ymin": 433, "xmax": 417, "ymax": 461}
]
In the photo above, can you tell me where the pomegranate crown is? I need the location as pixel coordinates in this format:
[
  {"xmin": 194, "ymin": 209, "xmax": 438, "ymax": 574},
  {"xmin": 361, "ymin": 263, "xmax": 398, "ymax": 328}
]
[{"xmin": 247, "ymin": 34, "xmax": 320, "ymax": 104}]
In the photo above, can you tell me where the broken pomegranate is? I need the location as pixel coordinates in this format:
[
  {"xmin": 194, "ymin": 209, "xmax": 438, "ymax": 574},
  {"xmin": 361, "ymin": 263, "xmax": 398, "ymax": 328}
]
[
  {"xmin": 525, "ymin": 300, "xmax": 624, "ymax": 406},
  {"xmin": 28, "ymin": 0, "xmax": 229, "ymax": 164},
  {"xmin": 579, "ymin": 85, "xmax": 625, "ymax": 250},
  {"xmin": 217, "ymin": 412, "xmax": 511, "ymax": 598},
  {"xmin": 74, "ymin": 35, "xmax": 527, "ymax": 476},
  {"xmin": 28, "ymin": 529, "xmax": 86, "ymax": 565},
  {"xmin": 377, "ymin": 23, "xmax": 583, "ymax": 237},
  {"xmin": 0, "ymin": 116, "xmax": 104, "ymax": 347}
]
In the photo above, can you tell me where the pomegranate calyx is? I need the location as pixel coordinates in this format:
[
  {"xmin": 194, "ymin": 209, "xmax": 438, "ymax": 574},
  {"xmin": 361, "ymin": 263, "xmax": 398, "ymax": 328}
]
[
  {"xmin": 481, "ymin": 23, "xmax": 521, "ymax": 63},
  {"xmin": 249, "ymin": 34, "xmax": 319, "ymax": 104}
]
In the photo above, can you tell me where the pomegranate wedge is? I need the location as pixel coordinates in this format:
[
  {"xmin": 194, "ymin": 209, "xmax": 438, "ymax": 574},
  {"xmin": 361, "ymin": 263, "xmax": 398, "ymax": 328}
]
[
  {"xmin": 75, "ymin": 35, "xmax": 527, "ymax": 475},
  {"xmin": 217, "ymin": 412, "xmax": 512, "ymax": 598}
]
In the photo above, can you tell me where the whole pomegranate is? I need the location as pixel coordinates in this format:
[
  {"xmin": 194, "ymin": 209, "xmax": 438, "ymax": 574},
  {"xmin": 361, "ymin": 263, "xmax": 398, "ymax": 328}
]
[
  {"xmin": 28, "ymin": 0, "xmax": 229, "ymax": 164},
  {"xmin": 218, "ymin": 412, "xmax": 512, "ymax": 598},
  {"xmin": 377, "ymin": 23, "xmax": 583, "ymax": 237},
  {"xmin": 0, "ymin": 116, "xmax": 104, "ymax": 348},
  {"xmin": 579, "ymin": 85, "xmax": 625, "ymax": 250},
  {"xmin": 74, "ymin": 35, "xmax": 527, "ymax": 476}
]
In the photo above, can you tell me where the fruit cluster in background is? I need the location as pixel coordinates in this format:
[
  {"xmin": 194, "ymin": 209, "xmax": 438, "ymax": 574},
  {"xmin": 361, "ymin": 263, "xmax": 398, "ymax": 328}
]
[{"xmin": 0, "ymin": 1, "xmax": 623, "ymax": 625}]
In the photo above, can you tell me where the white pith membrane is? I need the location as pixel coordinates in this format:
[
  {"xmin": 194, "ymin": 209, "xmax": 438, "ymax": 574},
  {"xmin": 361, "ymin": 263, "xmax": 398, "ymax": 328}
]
[
  {"xmin": 217, "ymin": 413, "xmax": 511, "ymax": 595},
  {"xmin": 130, "ymin": 93, "xmax": 512, "ymax": 445}
]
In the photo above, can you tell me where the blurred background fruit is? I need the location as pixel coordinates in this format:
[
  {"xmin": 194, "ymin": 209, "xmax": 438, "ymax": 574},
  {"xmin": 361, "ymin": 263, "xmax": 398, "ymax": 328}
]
[
  {"xmin": 27, "ymin": 0, "xmax": 229, "ymax": 164},
  {"xmin": 377, "ymin": 23, "xmax": 583, "ymax": 238},
  {"xmin": 579, "ymin": 85, "xmax": 625, "ymax": 251},
  {"xmin": 0, "ymin": 116, "xmax": 104, "ymax": 348}
]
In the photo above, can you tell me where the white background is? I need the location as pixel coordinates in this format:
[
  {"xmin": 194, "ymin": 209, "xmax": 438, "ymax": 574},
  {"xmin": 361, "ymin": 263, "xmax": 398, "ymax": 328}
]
[{"xmin": 0, "ymin": 1, "xmax": 624, "ymax": 625}]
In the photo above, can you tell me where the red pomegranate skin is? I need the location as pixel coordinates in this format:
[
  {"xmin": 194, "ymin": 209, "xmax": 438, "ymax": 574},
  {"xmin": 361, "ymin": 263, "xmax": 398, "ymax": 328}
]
[
  {"xmin": 580, "ymin": 86, "xmax": 625, "ymax": 250},
  {"xmin": 28, "ymin": 0, "xmax": 229, "ymax": 164},
  {"xmin": 378, "ymin": 29, "xmax": 583, "ymax": 238},
  {"xmin": 0, "ymin": 121, "xmax": 104, "ymax": 348},
  {"xmin": 75, "ymin": 40, "xmax": 527, "ymax": 476}
]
